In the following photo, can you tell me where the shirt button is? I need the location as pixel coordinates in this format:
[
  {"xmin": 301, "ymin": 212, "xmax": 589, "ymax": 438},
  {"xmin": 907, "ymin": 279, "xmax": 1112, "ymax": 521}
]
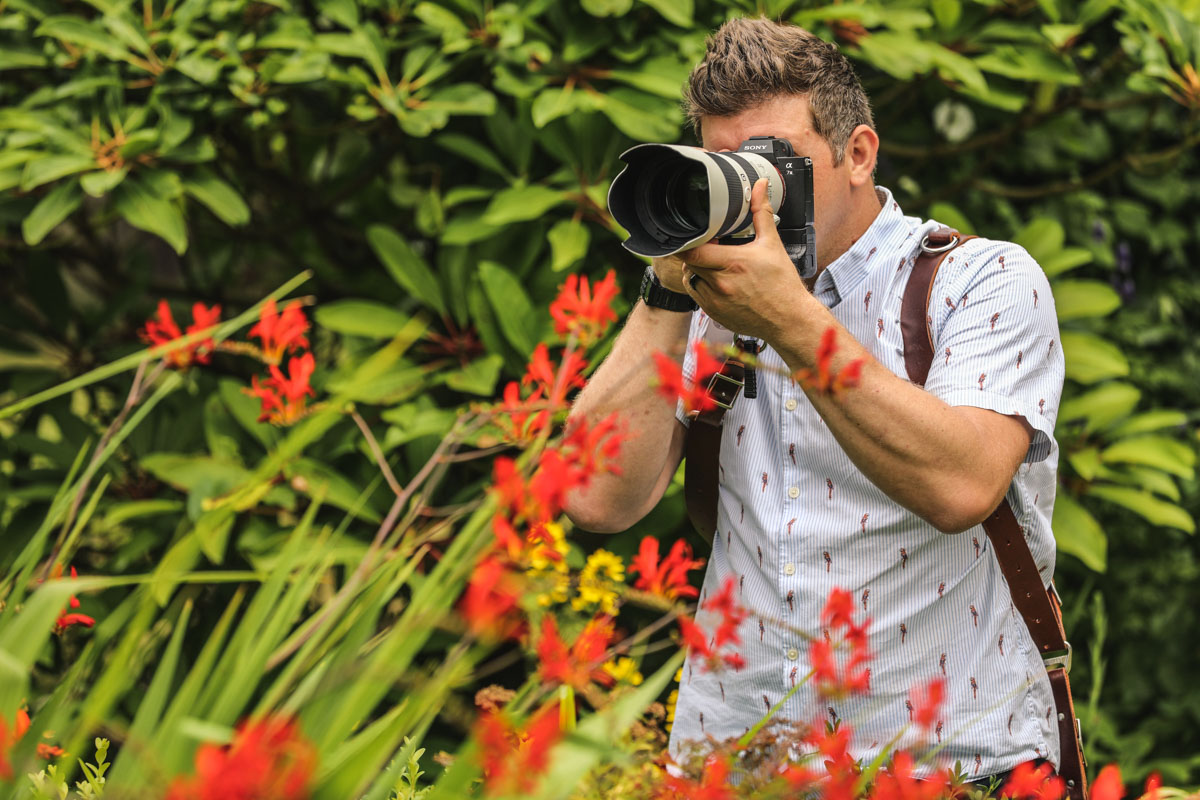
[
  {"xmin": 787, "ymin": 648, "xmax": 799, "ymax": 661},
  {"xmin": 784, "ymin": 562, "xmax": 796, "ymax": 576},
  {"xmin": 787, "ymin": 486, "xmax": 799, "ymax": 499},
  {"xmin": 785, "ymin": 398, "xmax": 798, "ymax": 411}
]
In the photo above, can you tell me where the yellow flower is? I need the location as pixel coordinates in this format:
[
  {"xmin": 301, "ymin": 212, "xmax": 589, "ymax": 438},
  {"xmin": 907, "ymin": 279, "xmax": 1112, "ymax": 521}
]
[
  {"xmin": 572, "ymin": 549, "xmax": 624, "ymax": 615},
  {"xmin": 665, "ymin": 668, "xmax": 682, "ymax": 731},
  {"xmin": 524, "ymin": 522, "xmax": 570, "ymax": 606},
  {"xmin": 535, "ymin": 569, "xmax": 570, "ymax": 607},
  {"xmin": 602, "ymin": 657, "xmax": 644, "ymax": 687}
]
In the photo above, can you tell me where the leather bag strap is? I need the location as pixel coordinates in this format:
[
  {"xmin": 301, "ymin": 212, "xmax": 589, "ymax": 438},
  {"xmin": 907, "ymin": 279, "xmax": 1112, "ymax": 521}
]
[
  {"xmin": 684, "ymin": 357, "xmax": 745, "ymax": 543},
  {"xmin": 902, "ymin": 227, "xmax": 1087, "ymax": 799}
]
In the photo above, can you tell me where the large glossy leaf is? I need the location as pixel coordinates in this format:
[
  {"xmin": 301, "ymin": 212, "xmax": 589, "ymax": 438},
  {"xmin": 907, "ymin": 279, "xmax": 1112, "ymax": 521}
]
[
  {"xmin": 1086, "ymin": 485, "xmax": 1195, "ymax": 533},
  {"xmin": 182, "ymin": 168, "xmax": 250, "ymax": 226},
  {"xmin": 1060, "ymin": 331, "xmax": 1129, "ymax": 384},
  {"xmin": 22, "ymin": 178, "xmax": 83, "ymax": 244},
  {"xmin": 1100, "ymin": 435, "xmax": 1196, "ymax": 479},
  {"xmin": 112, "ymin": 176, "xmax": 189, "ymax": 254},
  {"xmin": 482, "ymin": 184, "xmax": 568, "ymax": 225},
  {"xmin": 315, "ymin": 300, "xmax": 410, "ymax": 338},
  {"xmin": 478, "ymin": 261, "xmax": 540, "ymax": 356},
  {"xmin": 1052, "ymin": 279, "xmax": 1121, "ymax": 320},
  {"xmin": 1057, "ymin": 381, "xmax": 1140, "ymax": 432},
  {"xmin": 366, "ymin": 224, "xmax": 448, "ymax": 317},
  {"xmin": 1051, "ymin": 492, "xmax": 1106, "ymax": 571}
]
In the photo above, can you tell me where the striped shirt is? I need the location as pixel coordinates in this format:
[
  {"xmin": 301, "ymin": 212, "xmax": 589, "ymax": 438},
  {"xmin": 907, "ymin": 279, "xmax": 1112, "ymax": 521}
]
[{"xmin": 668, "ymin": 187, "xmax": 1064, "ymax": 778}]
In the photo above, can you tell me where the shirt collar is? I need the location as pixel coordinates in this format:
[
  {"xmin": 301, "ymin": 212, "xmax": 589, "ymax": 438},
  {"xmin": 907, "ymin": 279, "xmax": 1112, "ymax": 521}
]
[{"xmin": 811, "ymin": 186, "xmax": 910, "ymax": 308}]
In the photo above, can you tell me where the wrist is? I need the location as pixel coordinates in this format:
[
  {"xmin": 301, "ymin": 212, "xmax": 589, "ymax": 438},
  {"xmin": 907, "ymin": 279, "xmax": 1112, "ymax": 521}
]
[
  {"xmin": 640, "ymin": 265, "xmax": 697, "ymax": 312},
  {"xmin": 763, "ymin": 289, "xmax": 822, "ymax": 359}
]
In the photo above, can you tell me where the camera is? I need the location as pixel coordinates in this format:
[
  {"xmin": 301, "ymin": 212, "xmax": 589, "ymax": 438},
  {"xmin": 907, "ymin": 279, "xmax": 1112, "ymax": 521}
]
[{"xmin": 607, "ymin": 135, "xmax": 817, "ymax": 279}]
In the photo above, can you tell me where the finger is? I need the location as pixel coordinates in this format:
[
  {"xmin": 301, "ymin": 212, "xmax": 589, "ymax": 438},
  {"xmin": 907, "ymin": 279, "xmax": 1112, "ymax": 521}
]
[
  {"xmin": 750, "ymin": 178, "xmax": 781, "ymax": 245},
  {"xmin": 682, "ymin": 268, "xmax": 711, "ymax": 307},
  {"xmin": 679, "ymin": 241, "xmax": 730, "ymax": 270}
]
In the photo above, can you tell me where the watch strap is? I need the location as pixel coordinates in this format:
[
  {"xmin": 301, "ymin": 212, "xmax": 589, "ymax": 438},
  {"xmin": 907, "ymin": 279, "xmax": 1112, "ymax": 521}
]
[{"xmin": 640, "ymin": 265, "xmax": 697, "ymax": 312}]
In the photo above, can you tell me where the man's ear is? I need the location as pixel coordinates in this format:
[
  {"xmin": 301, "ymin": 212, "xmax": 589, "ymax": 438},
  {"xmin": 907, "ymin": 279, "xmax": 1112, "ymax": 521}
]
[{"xmin": 844, "ymin": 124, "xmax": 879, "ymax": 187}]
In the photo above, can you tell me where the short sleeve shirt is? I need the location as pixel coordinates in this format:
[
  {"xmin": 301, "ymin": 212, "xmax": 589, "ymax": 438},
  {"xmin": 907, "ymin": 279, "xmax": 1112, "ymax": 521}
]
[{"xmin": 668, "ymin": 186, "xmax": 1065, "ymax": 778}]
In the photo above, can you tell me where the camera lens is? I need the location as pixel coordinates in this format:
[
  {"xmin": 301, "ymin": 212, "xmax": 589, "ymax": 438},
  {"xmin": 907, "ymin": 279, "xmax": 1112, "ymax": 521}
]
[{"xmin": 664, "ymin": 163, "xmax": 709, "ymax": 232}]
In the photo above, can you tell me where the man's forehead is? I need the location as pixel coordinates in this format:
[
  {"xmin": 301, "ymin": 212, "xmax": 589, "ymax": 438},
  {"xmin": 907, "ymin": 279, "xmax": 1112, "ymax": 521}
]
[{"xmin": 698, "ymin": 94, "xmax": 816, "ymax": 150}]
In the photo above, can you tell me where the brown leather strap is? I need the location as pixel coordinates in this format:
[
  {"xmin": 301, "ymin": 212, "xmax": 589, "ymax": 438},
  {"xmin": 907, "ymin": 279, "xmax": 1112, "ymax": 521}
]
[
  {"xmin": 684, "ymin": 357, "xmax": 744, "ymax": 542},
  {"xmin": 902, "ymin": 229, "xmax": 1086, "ymax": 798}
]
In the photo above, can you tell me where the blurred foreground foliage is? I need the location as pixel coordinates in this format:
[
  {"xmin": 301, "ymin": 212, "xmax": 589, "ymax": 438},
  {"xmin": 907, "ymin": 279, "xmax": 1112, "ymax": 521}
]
[{"xmin": 1, "ymin": 0, "xmax": 1199, "ymax": 793}]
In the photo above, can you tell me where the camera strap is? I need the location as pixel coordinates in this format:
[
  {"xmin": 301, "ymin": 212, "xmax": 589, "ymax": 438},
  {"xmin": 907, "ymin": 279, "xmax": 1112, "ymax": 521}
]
[{"xmin": 682, "ymin": 226, "xmax": 1087, "ymax": 798}]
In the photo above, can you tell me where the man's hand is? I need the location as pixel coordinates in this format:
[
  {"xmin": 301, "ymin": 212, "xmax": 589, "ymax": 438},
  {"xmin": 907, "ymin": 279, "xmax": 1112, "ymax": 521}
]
[
  {"xmin": 679, "ymin": 178, "xmax": 809, "ymax": 342},
  {"xmin": 651, "ymin": 253, "xmax": 690, "ymax": 294}
]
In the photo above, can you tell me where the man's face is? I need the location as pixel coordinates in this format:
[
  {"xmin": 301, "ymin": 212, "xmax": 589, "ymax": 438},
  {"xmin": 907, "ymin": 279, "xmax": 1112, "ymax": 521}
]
[{"xmin": 700, "ymin": 94, "xmax": 854, "ymax": 269}]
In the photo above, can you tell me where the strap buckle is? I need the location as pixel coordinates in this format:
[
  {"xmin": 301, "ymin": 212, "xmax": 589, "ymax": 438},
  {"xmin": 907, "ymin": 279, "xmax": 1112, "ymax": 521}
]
[
  {"xmin": 705, "ymin": 370, "xmax": 744, "ymax": 410},
  {"xmin": 920, "ymin": 233, "xmax": 960, "ymax": 254},
  {"xmin": 1043, "ymin": 640, "xmax": 1072, "ymax": 674}
]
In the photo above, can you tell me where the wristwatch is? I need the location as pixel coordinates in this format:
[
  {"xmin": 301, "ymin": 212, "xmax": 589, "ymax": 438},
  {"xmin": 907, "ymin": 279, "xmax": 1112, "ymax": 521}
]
[{"xmin": 640, "ymin": 265, "xmax": 697, "ymax": 312}]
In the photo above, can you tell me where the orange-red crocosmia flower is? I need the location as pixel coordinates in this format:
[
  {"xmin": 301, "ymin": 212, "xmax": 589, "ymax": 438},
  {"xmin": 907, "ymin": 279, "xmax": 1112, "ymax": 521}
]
[
  {"xmin": 0, "ymin": 710, "xmax": 32, "ymax": 780},
  {"xmin": 629, "ymin": 537, "xmax": 704, "ymax": 601},
  {"xmin": 657, "ymin": 754, "xmax": 736, "ymax": 800},
  {"xmin": 703, "ymin": 576, "xmax": 747, "ymax": 649},
  {"xmin": 475, "ymin": 703, "xmax": 561, "ymax": 796},
  {"xmin": 537, "ymin": 615, "xmax": 615, "ymax": 692},
  {"xmin": 140, "ymin": 300, "xmax": 222, "ymax": 369},
  {"xmin": 523, "ymin": 343, "xmax": 587, "ymax": 408},
  {"xmin": 245, "ymin": 352, "xmax": 316, "ymax": 425},
  {"xmin": 165, "ymin": 717, "xmax": 316, "ymax": 800},
  {"xmin": 52, "ymin": 565, "xmax": 95, "ymax": 634},
  {"xmin": 909, "ymin": 677, "xmax": 946, "ymax": 731},
  {"xmin": 249, "ymin": 299, "xmax": 310, "ymax": 364},
  {"xmin": 794, "ymin": 326, "xmax": 866, "ymax": 395},
  {"xmin": 549, "ymin": 270, "xmax": 620, "ymax": 345},
  {"xmin": 496, "ymin": 381, "xmax": 550, "ymax": 443},
  {"xmin": 461, "ymin": 557, "xmax": 524, "ymax": 640},
  {"xmin": 1091, "ymin": 765, "xmax": 1124, "ymax": 800},
  {"xmin": 1142, "ymin": 773, "xmax": 1161, "ymax": 800},
  {"xmin": 652, "ymin": 341, "xmax": 725, "ymax": 416},
  {"xmin": 1000, "ymin": 761, "xmax": 1067, "ymax": 800},
  {"xmin": 676, "ymin": 576, "xmax": 750, "ymax": 674},
  {"xmin": 809, "ymin": 634, "xmax": 871, "ymax": 700},
  {"xmin": 868, "ymin": 751, "xmax": 948, "ymax": 800}
]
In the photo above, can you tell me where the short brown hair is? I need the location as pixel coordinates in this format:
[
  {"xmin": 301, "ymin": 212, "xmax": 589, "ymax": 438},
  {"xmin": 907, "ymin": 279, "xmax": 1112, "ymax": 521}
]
[{"xmin": 682, "ymin": 17, "xmax": 874, "ymax": 165}]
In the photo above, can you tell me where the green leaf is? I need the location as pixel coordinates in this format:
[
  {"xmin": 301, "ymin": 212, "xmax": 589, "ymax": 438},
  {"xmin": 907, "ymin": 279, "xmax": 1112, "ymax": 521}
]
[
  {"xmin": 531, "ymin": 86, "xmax": 581, "ymax": 129},
  {"xmin": 482, "ymin": 184, "xmax": 568, "ymax": 225},
  {"xmin": 1113, "ymin": 465, "xmax": 1181, "ymax": 502},
  {"xmin": 380, "ymin": 402, "xmax": 459, "ymax": 446},
  {"xmin": 0, "ymin": 48, "xmax": 48, "ymax": 70},
  {"xmin": 928, "ymin": 202, "xmax": 975, "ymax": 236},
  {"xmin": 20, "ymin": 153, "xmax": 95, "ymax": 191},
  {"xmin": 366, "ymin": 225, "xmax": 447, "ymax": 316},
  {"xmin": 1106, "ymin": 410, "xmax": 1189, "ymax": 438},
  {"xmin": 547, "ymin": 219, "xmax": 590, "ymax": 272},
  {"xmin": 1052, "ymin": 279, "xmax": 1120, "ymax": 320},
  {"xmin": 1058, "ymin": 382, "xmax": 1140, "ymax": 432},
  {"xmin": 637, "ymin": 0, "xmax": 691, "ymax": 25},
  {"xmin": 182, "ymin": 168, "xmax": 250, "ymax": 226},
  {"xmin": 442, "ymin": 354, "xmax": 504, "ymax": 396},
  {"xmin": 581, "ymin": 0, "xmax": 632, "ymax": 15},
  {"xmin": 931, "ymin": 0, "xmax": 961, "ymax": 29},
  {"xmin": 597, "ymin": 87, "xmax": 681, "ymax": 142},
  {"xmin": 974, "ymin": 45, "xmax": 1081, "ymax": 85},
  {"xmin": 434, "ymin": 133, "xmax": 511, "ymax": 178},
  {"xmin": 1067, "ymin": 447, "xmax": 1103, "ymax": 481},
  {"xmin": 1086, "ymin": 485, "xmax": 1195, "ymax": 533},
  {"xmin": 478, "ymin": 261, "xmax": 539, "ymax": 356},
  {"xmin": 288, "ymin": 458, "xmax": 381, "ymax": 522},
  {"xmin": 1051, "ymin": 492, "xmax": 1106, "ymax": 571},
  {"xmin": 113, "ymin": 176, "xmax": 188, "ymax": 254},
  {"xmin": 22, "ymin": 178, "xmax": 83, "ymax": 245},
  {"xmin": 1100, "ymin": 435, "xmax": 1195, "ymax": 480},
  {"xmin": 422, "ymin": 84, "xmax": 496, "ymax": 116},
  {"xmin": 1013, "ymin": 217, "xmax": 1063, "ymax": 263},
  {"xmin": 80, "ymin": 166, "xmax": 128, "ymax": 197},
  {"xmin": 35, "ymin": 15, "xmax": 135, "ymax": 62},
  {"xmin": 1041, "ymin": 247, "xmax": 1093, "ymax": 278},
  {"xmin": 315, "ymin": 300, "xmax": 410, "ymax": 338},
  {"xmin": 608, "ymin": 57, "xmax": 690, "ymax": 98},
  {"xmin": 1060, "ymin": 331, "xmax": 1128, "ymax": 384}
]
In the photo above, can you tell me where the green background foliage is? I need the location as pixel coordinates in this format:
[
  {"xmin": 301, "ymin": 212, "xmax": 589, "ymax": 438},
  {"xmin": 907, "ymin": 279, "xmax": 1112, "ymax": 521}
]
[{"xmin": 1, "ymin": 0, "xmax": 1199, "ymax": 790}]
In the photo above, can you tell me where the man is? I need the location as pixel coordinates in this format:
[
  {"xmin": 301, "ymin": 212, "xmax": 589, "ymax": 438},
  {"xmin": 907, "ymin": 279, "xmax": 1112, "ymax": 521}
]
[{"xmin": 563, "ymin": 17, "xmax": 1064, "ymax": 780}]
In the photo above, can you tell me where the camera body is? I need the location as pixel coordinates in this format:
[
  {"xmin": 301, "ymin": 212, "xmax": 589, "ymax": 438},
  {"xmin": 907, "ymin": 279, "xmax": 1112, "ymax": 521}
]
[
  {"xmin": 720, "ymin": 136, "xmax": 816, "ymax": 279},
  {"xmin": 607, "ymin": 134, "xmax": 817, "ymax": 280}
]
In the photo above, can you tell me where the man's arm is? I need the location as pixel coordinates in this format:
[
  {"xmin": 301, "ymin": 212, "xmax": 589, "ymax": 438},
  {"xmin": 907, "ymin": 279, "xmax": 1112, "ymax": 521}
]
[
  {"xmin": 681, "ymin": 180, "xmax": 1036, "ymax": 533},
  {"xmin": 563, "ymin": 271, "xmax": 693, "ymax": 533}
]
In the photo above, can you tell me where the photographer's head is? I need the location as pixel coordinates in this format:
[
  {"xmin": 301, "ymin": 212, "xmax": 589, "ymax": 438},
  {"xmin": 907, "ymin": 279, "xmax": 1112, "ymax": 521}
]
[{"xmin": 684, "ymin": 18, "xmax": 881, "ymax": 269}]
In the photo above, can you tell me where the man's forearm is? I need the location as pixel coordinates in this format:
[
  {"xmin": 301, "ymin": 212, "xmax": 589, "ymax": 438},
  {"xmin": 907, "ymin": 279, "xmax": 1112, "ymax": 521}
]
[
  {"xmin": 564, "ymin": 300, "xmax": 692, "ymax": 532},
  {"xmin": 768, "ymin": 293, "xmax": 1028, "ymax": 533}
]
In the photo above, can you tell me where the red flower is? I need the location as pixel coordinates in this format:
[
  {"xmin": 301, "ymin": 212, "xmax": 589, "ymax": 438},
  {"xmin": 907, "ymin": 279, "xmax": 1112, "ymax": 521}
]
[
  {"xmin": 703, "ymin": 577, "xmax": 747, "ymax": 648},
  {"xmin": 821, "ymin": 587, "xmax": 858, "ymax": 630},
  {"xmin": 249, "ymin": 299, "xmax": 310, "ymax": 364},
  {"xmin": 868, "ymin": 751, "xmax": 948, "ymax": 800},
  {"xmin": 1143, "ymin": 773, "xmax": 1161, "ymax": 800},
  {"xmin": 52, "ymin": 565, "xmax": 95, "ymax": 634},
  {"xmin": 809, "ymin": 636, "xmax": 871, "ymax": 699},
  {"xmin": 475, "ymin": 702, "xmax": 561, "ymax": 795},
  {"xmin": 0, "ymin": 710, "xmax": 31, "ymax": 780},
  {"xmin": 537, "ymin": 615, "xmax": 614, "ymax": 692},
  {"xmin": 652, "ymin": 342, "xmax": 724, "ymax": 416},
  {"xmin": 140, "ymin": 300, "xmax": 222, "ymax": 369},
  {"xmin": 794, "ymin": 326, "xmax": 865, "ymax": 395},
  {"xmin": 1000, "ymin": 761, "xmax": 1066, "ymax": 800},
  {"xmin": 495, "ymin": 380, "xmax": 550, "ymax": 443},
  {"xmin": 245, "ymin": 352, "xmax": 316, "ymax": 425},
  {"xmin": 461, "ymin": 557, "xmax": 525, "ymax": 640},
  {"xmin": 628, "ymin": 537, "xmax": 704, "ymax": 601},
  {"xmin": 165, "ymin": 716, "xmax": 316, "ymax": 800},
  {"xmin": 1092, "ymin": 765, "xmax": 1124, "ymax": 800},
  {"xmin": 676, "ymin": 577, "xmax": 749, "ymax": 673},
  {"xmin": 549, "ymin": 270, "xmax": 620, "ymax": 345},
  {"xmin": 909, "ymin": 677, "xmax": 946, "ymax": 731},
  {"xmin": 36, "ymin": 743, "xmax": 66, "ymax": 760},
  {"xmin": 523, "ymin": 343, "xmax": 587, "ymax": 408},
  {"xmin": 657, "ymin": 754, "xmax": 735, "ymax": 800},
  {"xmin": 558, "ymin": 412, "xmax": 624, "ymax": 481}
]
